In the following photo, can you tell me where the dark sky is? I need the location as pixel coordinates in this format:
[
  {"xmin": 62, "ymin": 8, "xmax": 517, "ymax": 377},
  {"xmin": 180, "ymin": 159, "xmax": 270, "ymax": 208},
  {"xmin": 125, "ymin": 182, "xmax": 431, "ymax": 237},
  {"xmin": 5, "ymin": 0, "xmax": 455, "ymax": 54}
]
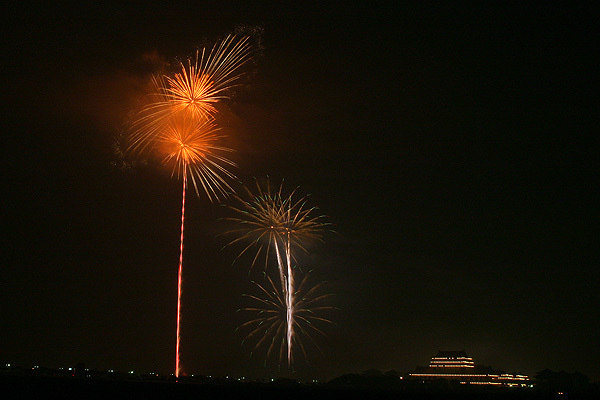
[{"xmin": 2, "ymin": 2, "xmax": 598, "ymax": 381}]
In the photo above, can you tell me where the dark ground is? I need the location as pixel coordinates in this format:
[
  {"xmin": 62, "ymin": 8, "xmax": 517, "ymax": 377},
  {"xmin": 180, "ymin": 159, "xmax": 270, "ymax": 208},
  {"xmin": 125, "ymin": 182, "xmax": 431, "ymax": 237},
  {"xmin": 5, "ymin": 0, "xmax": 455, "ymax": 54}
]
[{"xmin": 1, "ymin": 375, "xmax": 595, "ymax": 400}]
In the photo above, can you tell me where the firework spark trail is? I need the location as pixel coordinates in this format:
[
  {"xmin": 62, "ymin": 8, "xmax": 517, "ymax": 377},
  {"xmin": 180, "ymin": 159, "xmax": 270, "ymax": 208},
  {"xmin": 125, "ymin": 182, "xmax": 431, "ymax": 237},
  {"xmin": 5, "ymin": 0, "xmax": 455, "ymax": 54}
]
[
  {"xmin": 285, "ymin": 234, "xmax": 293, "ymax": 367},
  {"xmin": 272, "ymin": 237, "xmax": 286, "ymax": 300},
  {"xmin": 225, "ymin": 179, "xmax": 328, "ymax": 369},
  {"xmin": 270, "ymin": 235, "xmax": 292, "ymax": 366},
  {"xmin": 175, "ymin": 164, "xmax": 187, "ymax": 378}
]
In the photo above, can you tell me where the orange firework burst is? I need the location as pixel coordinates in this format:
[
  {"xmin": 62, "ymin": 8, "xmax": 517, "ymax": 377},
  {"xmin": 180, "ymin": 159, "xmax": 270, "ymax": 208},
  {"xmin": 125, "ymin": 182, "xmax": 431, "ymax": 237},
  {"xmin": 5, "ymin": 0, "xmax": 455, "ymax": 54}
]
[
  {"xmin": 160, "ymin": 116, "xmax": 236, "ymax": 202},
  {"xmin": 129, "ymin": 34, "xmax": 251, "ymax": 153},
  {"xmin": 165, "ymin": 35, "xmax": 251, "ymax": 119}
]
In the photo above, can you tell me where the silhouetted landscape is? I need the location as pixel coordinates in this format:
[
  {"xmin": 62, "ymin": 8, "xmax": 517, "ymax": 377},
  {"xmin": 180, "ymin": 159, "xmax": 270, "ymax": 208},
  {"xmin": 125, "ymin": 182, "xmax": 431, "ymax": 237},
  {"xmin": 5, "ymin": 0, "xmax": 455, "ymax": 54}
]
[{"xmin": 2, "ymin": 364, "xmax": 599, "ymax": 399}]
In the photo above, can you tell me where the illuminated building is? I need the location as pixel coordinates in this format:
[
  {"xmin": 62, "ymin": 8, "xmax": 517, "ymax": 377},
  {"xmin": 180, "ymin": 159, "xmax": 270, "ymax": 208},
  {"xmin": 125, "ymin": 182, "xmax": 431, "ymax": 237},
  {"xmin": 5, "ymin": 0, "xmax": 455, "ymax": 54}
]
[{"xmin": 409, "ymin": 350, "xmax": 530, "ymax": 387}]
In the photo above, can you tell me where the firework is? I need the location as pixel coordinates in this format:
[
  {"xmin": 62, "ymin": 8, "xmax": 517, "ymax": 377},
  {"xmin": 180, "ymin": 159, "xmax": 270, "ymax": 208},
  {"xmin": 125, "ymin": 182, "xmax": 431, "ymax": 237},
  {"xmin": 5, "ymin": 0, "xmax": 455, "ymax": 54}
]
[
  {"xmin": 127, "ymin": 35, "xmax": 251, "ymax": 379},
  {"xmin": 225, "ymin": 178, "xmax": 326, "ymax": 271},
  {"xmin": 160, "ymin": 116, "xmax": 237, "ymax": 202},
  {"xmin": 225, "ymin": 178, "xmax": 329, "ymax": 368},
  {"xmin": 158, "ymin": 115, "xmax": 237, "ymax": 377},
  {"xmin": 129, "ymin": 34, "xmax": 251, "ymax": 153},
  {"xmin": 237, "ymin": 269, "xmax": 335, "ymax": 369}
]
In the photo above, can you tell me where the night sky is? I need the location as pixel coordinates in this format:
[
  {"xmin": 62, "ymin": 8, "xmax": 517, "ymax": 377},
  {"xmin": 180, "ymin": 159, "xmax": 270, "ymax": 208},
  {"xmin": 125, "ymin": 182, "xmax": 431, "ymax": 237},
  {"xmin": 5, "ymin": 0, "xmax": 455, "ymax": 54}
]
[{"xmin": 2, "ymin": 2, "xmax": 598, "ymax": 381}]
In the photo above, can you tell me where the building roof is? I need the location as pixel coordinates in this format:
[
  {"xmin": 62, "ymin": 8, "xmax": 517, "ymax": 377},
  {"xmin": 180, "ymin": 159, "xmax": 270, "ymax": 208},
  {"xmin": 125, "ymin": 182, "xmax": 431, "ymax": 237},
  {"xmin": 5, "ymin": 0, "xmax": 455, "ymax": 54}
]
[{"xmin": 435, "ymin": 350, "xmax": 469, "ymax": 358}]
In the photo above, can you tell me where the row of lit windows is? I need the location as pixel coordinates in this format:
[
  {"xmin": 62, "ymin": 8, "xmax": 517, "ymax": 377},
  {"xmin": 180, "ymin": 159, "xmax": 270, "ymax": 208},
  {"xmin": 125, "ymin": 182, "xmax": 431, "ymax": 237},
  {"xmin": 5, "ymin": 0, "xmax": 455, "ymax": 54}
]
[
  {"xmin": 461, "ymin": 382, "xmax": 532, "ymax": 387},
  {"xmin": 430, "ymin": 362, "xmax": 474, "ymax": 366},
  {"xmin": 430, "ymin": 361, "xmax": 474, "ymax": 365},
  {"xmin": 430, "ymin": 360, "xmax": 474, "ymax": 366},
  {"xmin": 411, "ymin": 373, "xmax": 489, "ymax": 377},
  {"xmin": 411, "ymin": 373, "xmax": 529, "ymax": 380},
  {"xmin": 492, "ymin": 375, "xmax": 529, "ymax": 381}
]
